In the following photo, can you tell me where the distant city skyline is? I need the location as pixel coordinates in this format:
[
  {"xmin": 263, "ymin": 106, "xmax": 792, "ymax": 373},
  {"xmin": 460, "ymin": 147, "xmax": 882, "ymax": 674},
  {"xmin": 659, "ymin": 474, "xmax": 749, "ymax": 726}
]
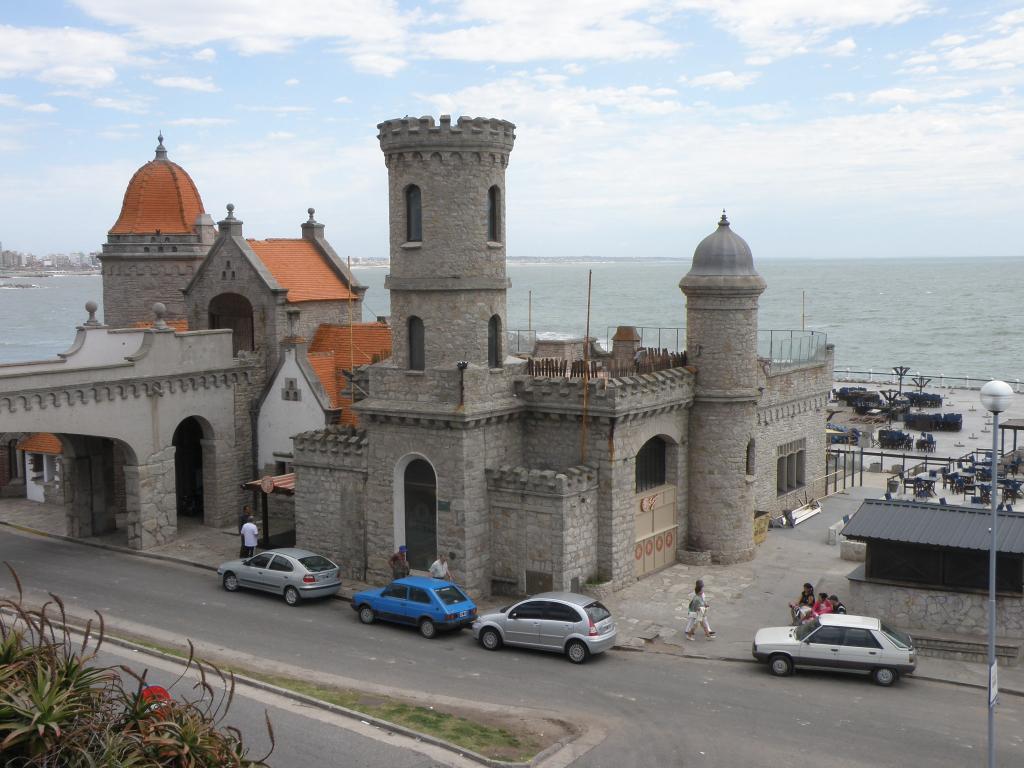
[{"xmin": 1, "ymin": 1, "xmax": 1022, "ymax": 260}]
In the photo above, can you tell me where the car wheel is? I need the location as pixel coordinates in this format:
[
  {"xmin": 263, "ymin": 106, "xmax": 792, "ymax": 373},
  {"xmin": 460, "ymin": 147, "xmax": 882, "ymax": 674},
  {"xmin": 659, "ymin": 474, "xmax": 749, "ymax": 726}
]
[
  {"xmin": 222, "ymin": 573, "xmax": 238, "ymax": 592},
  {"xmin": 283, "ymin": 586, "xmax": 300, "ymax": 606},
  {"xmin": 872, "ymin": 667, "xmax": 898, "ymax": 687},
  {"xmin": 358, "ymin": 605, "xmax": 375, "ymax": 624},
  {"xmin": 769, "ymin": 654, "xmax": 793, "ymax": 677},
  {"xmin": 566, "ymin": 640, "xmax": 589, "ymax": 664},
  {"xmin": 419, "ymin": 618, "xmax": 437, "ymax": 639},
  {"xmin": 479, "ymin": 628, "xmax": 502, "ymax": 651}
]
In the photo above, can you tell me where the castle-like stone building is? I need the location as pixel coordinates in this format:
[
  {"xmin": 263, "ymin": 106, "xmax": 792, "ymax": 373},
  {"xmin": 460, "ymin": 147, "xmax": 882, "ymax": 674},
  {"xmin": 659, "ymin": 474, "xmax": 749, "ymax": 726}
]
[{"xmin": 0, "ymin": 115, "xmax": 832, "ymax": 598}]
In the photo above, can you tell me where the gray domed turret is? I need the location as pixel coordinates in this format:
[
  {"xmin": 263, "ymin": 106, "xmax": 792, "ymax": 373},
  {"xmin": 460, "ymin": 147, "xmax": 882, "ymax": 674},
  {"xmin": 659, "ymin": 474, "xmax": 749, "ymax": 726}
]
[
  {"xmin": 680, "ymin": 211, "xmax": 766, "ymax": 566},
  {"xmin": 688, "ymin": 211, "xmax": 757, "ymax": 277}
]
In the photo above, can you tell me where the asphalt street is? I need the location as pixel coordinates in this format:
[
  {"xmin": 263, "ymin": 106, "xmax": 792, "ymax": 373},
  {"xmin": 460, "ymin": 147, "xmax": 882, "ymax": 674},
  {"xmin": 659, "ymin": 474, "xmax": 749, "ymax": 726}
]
[{"xmin": 2, "ymin": 528, "xmax": 1023, "ymax": 767}]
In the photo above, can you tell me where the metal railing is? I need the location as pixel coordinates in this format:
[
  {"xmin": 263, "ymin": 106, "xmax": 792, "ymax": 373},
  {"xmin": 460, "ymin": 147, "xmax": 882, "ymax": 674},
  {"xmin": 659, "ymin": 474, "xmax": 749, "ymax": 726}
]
[
  {"xmin": 604, "ymin": 327, "xmax": 684, "ymax": 354},
  {"xmin": 757, "ymin": 330, "xmax": 828, "ymax": 370},
  {"xmin": 506, "ymin": 329, "xmax": 537, "ymax": 355},
  {"xmin": 833, "ymin": 368, "xmax": 1024, "ymax": 393}
]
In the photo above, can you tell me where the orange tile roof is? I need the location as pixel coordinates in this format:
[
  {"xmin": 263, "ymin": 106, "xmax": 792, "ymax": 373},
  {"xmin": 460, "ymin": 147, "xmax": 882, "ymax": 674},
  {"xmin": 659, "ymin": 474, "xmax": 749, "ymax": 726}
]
[
  {"xmin": 17, "ymin": 433, "xmax": 62, "ymax": 455},
  {"xmin": 246, "ymin": 239, "xmax": 356, "ymax": 303},
  {"xmin": 110, "ymin": 158, "xmax": 205, "ymax": 235},
  {"xmin": 131, "ymin": 318, "xmax": 189, "ymax": 331},
  {"xmin": 306, "ymin": 323, "xmax": 393, "ymax": 424}
]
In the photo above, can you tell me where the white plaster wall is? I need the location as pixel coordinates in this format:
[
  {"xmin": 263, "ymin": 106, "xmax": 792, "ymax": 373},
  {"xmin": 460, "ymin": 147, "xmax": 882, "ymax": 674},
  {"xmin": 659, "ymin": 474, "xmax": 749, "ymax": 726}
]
[
  {"xmin": 258, "ymin": 349, "xmax": 325, "ymax": 468},
  {"xmin": 24, "ymin": 453, "xmax": 44, "ymax": 502}
]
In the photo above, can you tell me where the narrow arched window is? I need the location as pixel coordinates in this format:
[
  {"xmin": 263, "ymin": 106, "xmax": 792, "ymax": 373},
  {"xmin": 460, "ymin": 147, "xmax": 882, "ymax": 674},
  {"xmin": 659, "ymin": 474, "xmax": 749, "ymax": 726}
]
[
  {"xmin": 488, "ymin": 314, "xmax": 502, "ymax": 368},
  {"xmin": 406, "ymin": 185, "xmax": 422, "ymax": 242},
  {"xmin": 746, "ymin": 439, "xmax": 755, "ymax": 476},
  {"xmin": 635, "ymin": 437, "xmax": 667, "ymax": 491},
  {"xmin": 777, "ymin": 456, "xmax": 787, "ymax": 494},
  {"xmin": 487, "ymin": 185, "xmax": 501, "ymax": 242},
  {"xmin": 408, "ymin": 316, "xmax": 425, "ymax": 370}
]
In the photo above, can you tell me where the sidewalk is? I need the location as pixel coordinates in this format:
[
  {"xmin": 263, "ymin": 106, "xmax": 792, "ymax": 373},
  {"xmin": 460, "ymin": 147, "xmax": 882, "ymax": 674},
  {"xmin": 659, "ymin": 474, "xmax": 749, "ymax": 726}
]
[
  {"xmin": 600, "ymin": 485, "xmax": 1024, "ymax": 695},
  {"xmin": 1, "ymin": 490, "xmax": 1021, "ymax": 695}
]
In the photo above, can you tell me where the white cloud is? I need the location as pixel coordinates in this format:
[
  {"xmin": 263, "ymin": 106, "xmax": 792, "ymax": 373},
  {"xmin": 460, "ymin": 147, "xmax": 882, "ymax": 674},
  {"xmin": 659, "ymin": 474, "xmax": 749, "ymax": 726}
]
[
  {"xmin": 866, "ymin": 87, "xmax": 970, "ymax": 104},
  {"xmin": 675, "ymin": 1, "xmax": 930, "ymax": 61},
  {"xmin": 267, "ymin": 131, "xmax": 295, "ymax": 140},
  {"xmin": 241, "ymin": 105, "xmax": 313, "ymax": 114},
  {"xmin": 683, "ymin": 70, "xmax": 761, "ymax": 91},
  {"xmin": 0, "ymin": 93, "xmax": 58, "ymax": 113},
  {"xmin": 152, "ymin": 76, "xmax": 219, "ymax": 92},
  {"xmin": 824, "ymin": 37, "xmax": 856, "ymax": 57},
  {"xmin": 931, "ymin": 33, "xmax": 967, "ymax": 48},
  {"xmin": 0, "ymin": 24, "xmax": 135, "ymax": 87},
  {"xmin": 941, "ymin": 27, "xmax": 1024, "ymax": 71},
  {"xmin": 24, "ymin": 102, "xmax": 56, "ymax": 113},
  {"xmin": 827, "ymin": 91, "xmax": 856, "ymax": 102},
  {"xmin": 92, "ymin": 95, "xmax": 150, "ymax": 113},
  {"xmin": 167, "ymin": 117, "xmax": 234, "ymax": 126},
  {"xmin": 193, "ymin": 47, "xmax": 216, "ymax": 61},
  {"xmin": 564, "ymin": 63, "xmax": 586, "ymax": 75},
  {"xmin": 334, "ymin": 96, "xmax": 352, "ymax": 104},
  {"xmin": 284, "ymin": 78, "xmax": 300, "ymax": 86}
]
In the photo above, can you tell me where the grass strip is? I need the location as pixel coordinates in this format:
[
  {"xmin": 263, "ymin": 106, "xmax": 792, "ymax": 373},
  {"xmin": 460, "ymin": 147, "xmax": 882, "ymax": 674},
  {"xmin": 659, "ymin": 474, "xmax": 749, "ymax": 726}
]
[{"xmin": 124, "ymin": 637, "xmax": 541, "ymax": 761}]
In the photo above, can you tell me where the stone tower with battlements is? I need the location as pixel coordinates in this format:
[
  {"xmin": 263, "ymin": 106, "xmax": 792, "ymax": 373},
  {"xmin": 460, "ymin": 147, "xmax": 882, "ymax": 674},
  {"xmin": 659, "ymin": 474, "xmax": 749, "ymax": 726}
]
[
  {"xmin": 100, "ymin": 134, "xmax": 216, "ymax": 328},
  {"xmin": 680, "ymin": 212, "xmax": 766, "ymax": 564},
  {"xmin": 378, "ymin": 115, "xmax": 515, "ymax": 368},
  {"xmin": 354, "ymin": 115, "xmax": 521, "ymax": 596}
]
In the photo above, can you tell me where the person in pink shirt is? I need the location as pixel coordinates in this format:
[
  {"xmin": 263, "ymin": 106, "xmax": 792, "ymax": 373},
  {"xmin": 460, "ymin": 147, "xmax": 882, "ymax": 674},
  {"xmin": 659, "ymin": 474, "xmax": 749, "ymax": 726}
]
[{"xmin": 813, "ymin": 591, "xmax": 834, "ymax": 617}]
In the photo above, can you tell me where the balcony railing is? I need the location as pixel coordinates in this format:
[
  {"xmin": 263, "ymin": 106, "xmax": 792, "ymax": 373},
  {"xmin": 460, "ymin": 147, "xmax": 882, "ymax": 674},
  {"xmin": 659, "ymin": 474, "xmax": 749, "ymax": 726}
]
[{"xmin": 758, "ymin": 330, "xmax": 828, "ymax": 370}]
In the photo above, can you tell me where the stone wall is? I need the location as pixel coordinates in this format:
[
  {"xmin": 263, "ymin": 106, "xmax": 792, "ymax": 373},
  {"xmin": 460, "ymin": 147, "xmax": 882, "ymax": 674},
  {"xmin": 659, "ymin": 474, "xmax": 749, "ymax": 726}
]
[
  {"xmin": 847, "ymin": 569, "xmax": 1024, "ymax": 640},
  {"xmin": 754, "ymin": 347, "xmax": 833, "ymax": 516},
  {"xmin": 487, "ymin": 464, "xmax": 598, "ymax": 594}
]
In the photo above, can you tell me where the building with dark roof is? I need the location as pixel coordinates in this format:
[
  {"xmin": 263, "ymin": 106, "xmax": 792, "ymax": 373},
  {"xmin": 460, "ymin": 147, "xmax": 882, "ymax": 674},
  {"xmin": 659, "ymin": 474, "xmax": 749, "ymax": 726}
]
[{"xmin": 843, "ymin": 498, "xmax": 1024, "ymax": 642}]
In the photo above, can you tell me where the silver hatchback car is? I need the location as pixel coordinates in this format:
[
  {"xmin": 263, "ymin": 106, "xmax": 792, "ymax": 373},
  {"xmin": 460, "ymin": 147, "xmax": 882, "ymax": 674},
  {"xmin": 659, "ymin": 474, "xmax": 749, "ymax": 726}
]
[
  {"xmin": 472, "ymin": 592, "xmax": 617, "ymax": 663},
  {"xmin": 217, "ymin": 548, "xmax": 341, "ymax": 606}
]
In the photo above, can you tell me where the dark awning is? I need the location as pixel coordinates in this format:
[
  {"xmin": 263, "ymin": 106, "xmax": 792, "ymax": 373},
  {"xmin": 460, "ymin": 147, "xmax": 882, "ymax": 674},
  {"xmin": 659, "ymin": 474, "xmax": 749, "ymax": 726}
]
[{"xmin": 842, "ymin": 498, "xmax": 1024, "ymax": 554}]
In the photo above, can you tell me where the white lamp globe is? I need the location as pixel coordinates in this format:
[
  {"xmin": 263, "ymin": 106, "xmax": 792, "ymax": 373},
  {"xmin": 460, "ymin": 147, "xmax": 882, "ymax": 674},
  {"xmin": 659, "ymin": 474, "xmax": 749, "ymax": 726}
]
[{"xmin": 980, "ymin": 379, "xmax": 1014, "ymax": 414}]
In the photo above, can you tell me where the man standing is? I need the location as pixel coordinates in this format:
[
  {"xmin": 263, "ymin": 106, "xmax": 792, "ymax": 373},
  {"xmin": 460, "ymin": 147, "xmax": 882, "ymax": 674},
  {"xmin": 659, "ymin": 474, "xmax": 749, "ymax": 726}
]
[
  {"xmin": 684, "ymin": 579, "xmax": 716, "ymax": 641},
  {"xmin": 388, "ymin": 545, "xmax": 410, "ymax": 579},
  {"xmin": 429, "ymin": 553, "xmax": 451, "ymax": 581},
  {"xmin": 238, "ymin": 504, "xmax": 253, "ymax": 557},
  {"xmin": 240, "ymin": 516, "xmax": 259, "ymax": 559}
]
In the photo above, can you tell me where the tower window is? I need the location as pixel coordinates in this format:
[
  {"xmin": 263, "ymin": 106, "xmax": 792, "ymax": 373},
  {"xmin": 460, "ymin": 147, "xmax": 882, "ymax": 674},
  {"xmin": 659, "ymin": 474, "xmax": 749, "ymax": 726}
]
[
  {"xmin": 406, "ymin": 185, "xmax": 422, "ymax": 242},
  {"xmin": 408, "ymin": 316, "xmax": 425, "ymax": 371},
  {"xmin": 488, "ymin": 314, "xmax": 502, "ymax": 368},
  {"xmin": 487, "ymin": 185, "xmax": 501, "ymax": 242}
]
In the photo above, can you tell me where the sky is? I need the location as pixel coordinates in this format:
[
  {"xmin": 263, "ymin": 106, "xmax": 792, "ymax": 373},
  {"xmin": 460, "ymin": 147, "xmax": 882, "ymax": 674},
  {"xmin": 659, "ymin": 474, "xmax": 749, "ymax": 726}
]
[{"xmin": 1, "ymin": 1, "xmax": 1022, "ymax": 260}]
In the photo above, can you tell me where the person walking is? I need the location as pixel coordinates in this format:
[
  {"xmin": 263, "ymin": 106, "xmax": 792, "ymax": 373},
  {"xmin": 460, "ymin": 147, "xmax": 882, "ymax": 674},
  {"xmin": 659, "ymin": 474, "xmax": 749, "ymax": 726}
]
[
  {"xmin": 429, "ymin": 553, "xmax": 451, "ymax": 581},
  {"xmin": 388, "ymin": 545, "xmax": 410, "ymax": 579},
  {"xmin": 238, "ymin": 504, "xmax": 253, "ymax": 557},
  {"xmin": 240, "ymin": 516, "xmax": 259, "ymax": 559},
  {"xmin": 684, "ymin": 579, "xmax": 716, "ymax": 641}
]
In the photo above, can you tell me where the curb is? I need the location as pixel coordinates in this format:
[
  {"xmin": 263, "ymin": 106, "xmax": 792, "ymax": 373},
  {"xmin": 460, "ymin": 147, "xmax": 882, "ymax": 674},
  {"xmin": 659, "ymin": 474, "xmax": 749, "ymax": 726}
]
[
  {"xmin": 7, "ymin": 519, "xmax": 1023, "ymax": 700},
  {"xmin": 38, "ymin": 618, "xmax": 574, "ymax": 768}
]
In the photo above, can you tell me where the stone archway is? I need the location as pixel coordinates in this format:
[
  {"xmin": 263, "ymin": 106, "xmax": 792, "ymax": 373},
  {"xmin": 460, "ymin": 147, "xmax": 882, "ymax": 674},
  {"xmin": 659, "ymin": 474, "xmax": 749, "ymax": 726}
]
[
  {"xmin": 393, "ymin": 454, "xmax": 438, "ymax": 571},
  {"xmin": 60, "ymin": 434, "xmax": 139, "ymax": 540},
  {"xmin": 209, "ymin": 293, "xmax": 254, "ymax": 355},
  {"xmin": 172, "ymin": 417, "xmax": 205, "ymax": 519}
]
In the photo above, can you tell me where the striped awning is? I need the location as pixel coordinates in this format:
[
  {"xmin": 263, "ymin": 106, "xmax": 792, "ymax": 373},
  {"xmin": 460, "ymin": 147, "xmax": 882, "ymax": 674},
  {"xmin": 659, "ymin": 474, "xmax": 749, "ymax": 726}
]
[{"xmin": 243, "ymin": 473, "xmax": 295, "ymax": 495}]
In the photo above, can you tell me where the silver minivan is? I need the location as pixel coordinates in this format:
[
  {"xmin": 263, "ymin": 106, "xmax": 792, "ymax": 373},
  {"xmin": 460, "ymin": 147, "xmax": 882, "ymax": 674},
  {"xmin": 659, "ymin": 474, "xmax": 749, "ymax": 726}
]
[{"xmin": 472, "ymin": 592, "xmax": 617, "ymax": 663}]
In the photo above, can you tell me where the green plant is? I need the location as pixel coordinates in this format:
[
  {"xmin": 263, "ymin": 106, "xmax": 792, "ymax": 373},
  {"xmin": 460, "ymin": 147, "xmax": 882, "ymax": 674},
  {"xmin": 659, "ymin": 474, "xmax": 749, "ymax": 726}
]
[{"xmin": 0, "ymin": 563, "xmax": 274, "ymax": 767}]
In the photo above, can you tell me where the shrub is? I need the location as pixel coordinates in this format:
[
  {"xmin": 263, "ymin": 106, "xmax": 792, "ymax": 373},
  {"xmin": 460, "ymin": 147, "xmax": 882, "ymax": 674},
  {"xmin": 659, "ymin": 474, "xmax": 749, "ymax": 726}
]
[{"xmin": 0, "ymin": 564, "xmax": 273, "ymax": 767}]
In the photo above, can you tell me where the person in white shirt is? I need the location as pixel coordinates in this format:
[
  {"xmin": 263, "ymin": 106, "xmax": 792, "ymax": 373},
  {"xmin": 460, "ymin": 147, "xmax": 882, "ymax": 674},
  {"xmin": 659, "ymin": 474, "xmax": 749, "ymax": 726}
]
[
  {"xmin": 240, "ymin": 517, "xmax": 259, "ymax": 558},
  {"xmin": 429, "ymin": 553, "xmax": 451, "ymax": 581}
]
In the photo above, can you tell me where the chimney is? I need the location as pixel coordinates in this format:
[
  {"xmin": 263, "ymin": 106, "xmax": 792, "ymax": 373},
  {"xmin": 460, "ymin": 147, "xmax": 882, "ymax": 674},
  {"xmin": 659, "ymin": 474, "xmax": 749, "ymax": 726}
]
[
  {"xmin": 301, "ymin": 207, "xmax": 325, "ymax": 241},
  {"xmin": 218, "ymin": 203, "xmax": 243, "ymax": 237}
]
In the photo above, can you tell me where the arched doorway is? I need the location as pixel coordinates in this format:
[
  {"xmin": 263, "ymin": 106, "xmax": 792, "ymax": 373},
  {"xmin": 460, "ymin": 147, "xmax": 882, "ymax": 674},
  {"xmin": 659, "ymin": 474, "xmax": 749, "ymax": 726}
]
[
  {"xmin": 404, "ymin": 458, "xmax": 437, "ymax": 571},
  {"xmin": 209, "ymin": 293, "xmax": 254, "ymax": 355},
  {"xmin": 173, "ymin": 417, "xmax": 204, "ymax": 519}
]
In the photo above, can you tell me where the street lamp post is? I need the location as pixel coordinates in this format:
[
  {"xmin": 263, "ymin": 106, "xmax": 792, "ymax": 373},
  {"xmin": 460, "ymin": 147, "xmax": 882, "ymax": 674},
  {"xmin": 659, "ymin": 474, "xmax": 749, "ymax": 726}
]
[{"xmin": 980, "ymin": 379, "xmax": 1013, "ymax": 768}]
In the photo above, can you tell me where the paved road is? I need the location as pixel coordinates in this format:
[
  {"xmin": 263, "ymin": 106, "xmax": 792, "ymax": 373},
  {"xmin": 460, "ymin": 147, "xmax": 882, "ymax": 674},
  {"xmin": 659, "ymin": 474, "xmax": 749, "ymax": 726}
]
[{"xmin": 2, "ymin": 528, "xmax": 1023, "ymax": 767}]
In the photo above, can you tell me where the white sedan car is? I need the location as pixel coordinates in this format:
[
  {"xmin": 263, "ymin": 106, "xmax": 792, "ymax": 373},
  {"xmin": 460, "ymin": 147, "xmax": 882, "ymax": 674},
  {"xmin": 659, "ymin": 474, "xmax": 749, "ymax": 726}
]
[{"xmin": 752, "ymin": 613, "xmax": 916, "ymax": 686}]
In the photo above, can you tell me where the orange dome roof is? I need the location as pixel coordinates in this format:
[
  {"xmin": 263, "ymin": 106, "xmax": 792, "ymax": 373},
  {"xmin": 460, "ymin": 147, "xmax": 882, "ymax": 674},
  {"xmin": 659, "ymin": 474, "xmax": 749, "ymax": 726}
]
[{"xmin": 109, "ymin": 135, "xmax": 206, "ymax": 235}]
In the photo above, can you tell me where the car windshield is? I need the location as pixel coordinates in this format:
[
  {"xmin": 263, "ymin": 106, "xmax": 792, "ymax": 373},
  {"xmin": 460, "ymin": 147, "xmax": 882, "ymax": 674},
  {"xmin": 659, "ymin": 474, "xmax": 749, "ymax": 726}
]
[
  {"xmin": 434, "ymin": 585, "xmax": 469, "ymax": 605},
  {"xmin": 880, "ymin": 622, "xmax": 913, "ymax": 649},
  {"xmin": 298, "ymin": 555, "xmax": 336, "ymax": 573},
  {"xmin": 585, "ymin": 601, "xmax": 611, "ymax": 623},
  {"xmin": 794, "ymin": 618, "xmax": 820, "ymax": 640}
]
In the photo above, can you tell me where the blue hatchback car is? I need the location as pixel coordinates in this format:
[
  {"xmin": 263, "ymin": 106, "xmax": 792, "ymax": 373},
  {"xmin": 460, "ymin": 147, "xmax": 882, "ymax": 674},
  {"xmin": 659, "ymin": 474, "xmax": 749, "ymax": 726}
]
[{"xmin": 352, "ymin": 576, "xmax": 477, "ymax": 638}]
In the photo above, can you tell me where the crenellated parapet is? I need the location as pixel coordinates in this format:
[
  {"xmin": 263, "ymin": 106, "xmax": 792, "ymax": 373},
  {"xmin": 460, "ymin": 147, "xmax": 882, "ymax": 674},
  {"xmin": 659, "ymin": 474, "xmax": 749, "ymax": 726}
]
[
  {"xmin": 513, "ymin": 367, "xmax": 695, "ymax": 418},
  {"xmin": 292, "ymin": 425, "xmax": 368, "ymax": 472},
  {"xmin": 486, "ymin": 463, "xmax": 598, "ymax": 497},
  {"xmin": 378, "ymin": 115, "xmax": 515, "ymax": 156}
]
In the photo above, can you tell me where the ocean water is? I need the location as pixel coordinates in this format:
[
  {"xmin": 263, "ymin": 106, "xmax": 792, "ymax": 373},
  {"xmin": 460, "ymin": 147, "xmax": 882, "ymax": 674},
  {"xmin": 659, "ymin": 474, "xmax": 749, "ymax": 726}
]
[{"xmin": 3, "ymin": 257, "xmax": 1024, "ymax": 382}]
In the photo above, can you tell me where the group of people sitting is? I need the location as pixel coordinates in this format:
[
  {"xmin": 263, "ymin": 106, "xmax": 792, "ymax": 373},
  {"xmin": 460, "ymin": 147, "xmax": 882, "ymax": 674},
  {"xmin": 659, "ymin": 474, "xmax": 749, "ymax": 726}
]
[{"xmin": 788, "ymin": 582, "xmax": 846, "ymax": 625}]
